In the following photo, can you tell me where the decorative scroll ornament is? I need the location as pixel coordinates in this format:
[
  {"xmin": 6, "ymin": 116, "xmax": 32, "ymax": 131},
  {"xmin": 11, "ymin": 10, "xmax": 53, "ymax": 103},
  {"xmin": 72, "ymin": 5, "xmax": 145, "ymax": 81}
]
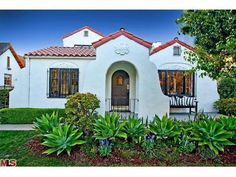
[
  {"xmin": 50, "ymin": 62, "xmax": 78, "ymax": 68},
  {"xmin": 159, "ymin": 63, "xmax": 193, "ymax": 70},
  {"xmin": 114, "ymin": 43, "xmax": 129, "ymax": 55}
]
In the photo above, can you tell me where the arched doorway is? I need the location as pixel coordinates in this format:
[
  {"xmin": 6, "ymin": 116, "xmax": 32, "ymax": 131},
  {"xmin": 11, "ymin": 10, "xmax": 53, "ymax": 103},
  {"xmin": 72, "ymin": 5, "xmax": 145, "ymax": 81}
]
[{"xmin": 111, "ymin": 70, "xmax": 130, "ymax": 111}]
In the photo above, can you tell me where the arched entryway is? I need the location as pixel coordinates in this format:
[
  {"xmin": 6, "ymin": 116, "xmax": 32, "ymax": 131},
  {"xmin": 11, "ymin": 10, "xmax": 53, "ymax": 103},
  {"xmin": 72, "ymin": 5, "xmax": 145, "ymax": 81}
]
[
  {"xmin": 111, "ymin": 70, "xmax": 129, "ymax": 111},
  {"xmin": 105, "ymin": 61, "xmax": 138, "ymax": 114}
]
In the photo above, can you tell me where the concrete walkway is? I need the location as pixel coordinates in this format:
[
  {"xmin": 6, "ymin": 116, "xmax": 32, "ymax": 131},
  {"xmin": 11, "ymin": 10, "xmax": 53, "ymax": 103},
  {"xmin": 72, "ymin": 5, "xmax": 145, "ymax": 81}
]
[
  {"xmin": 170, "ymin": 112, "xmax": 223, "ymax": 121},
  {"xmin": 0, "ymin": 124, "xmax": 34, "ymax": 131}
]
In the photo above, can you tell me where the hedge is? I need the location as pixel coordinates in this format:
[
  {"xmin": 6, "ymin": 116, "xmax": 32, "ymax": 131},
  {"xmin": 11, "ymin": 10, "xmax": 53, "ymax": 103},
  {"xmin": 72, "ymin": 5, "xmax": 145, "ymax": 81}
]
[
  {"xmin": 214, "ymin": 98, "xmax": 236, "ymax": 116},
  {"xmin": 217, "ymin": 77, "xmax": 236, "ymax": 99},
  {"xmin": 0, "ymin": 108, "xmax": 66, "ymax": 124}
]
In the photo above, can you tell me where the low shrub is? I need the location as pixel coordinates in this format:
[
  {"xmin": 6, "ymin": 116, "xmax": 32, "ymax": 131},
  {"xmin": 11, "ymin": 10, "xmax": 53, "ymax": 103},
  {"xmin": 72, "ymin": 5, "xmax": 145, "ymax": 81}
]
[
  {"xmin": 177, "ymin": 120, "xmax": 196, "ymax": 153},
  {"xmin": 120, "ymin": 149, "xmax": 137, "ymax": 159},
  {"xmin": 199, "ymin": 147, "xmax": 218, "ymax": 160},
  {"xmin": 217, "ymin": 77, "xmax": 236, "ymax": 99},
  {"xmin": 0, "ymin": 89, "xmax": 9, "ymax": 108},
  {"xmin": 82, "ymin": 145, "xmax": 97, "ymax": 158},
  {"xmin": 98, "ymin": 139, "xmax": 113, "ymax": 157},
  {"xmin": 214, "ymin": 98, "xmax": 236, "ymax": 116},
  {"xmin": 64, "ymin": 92, "xmax": 100, "ymax": 133},
  {"xmin": 141, "ymin": 139, "xmax": 156, "ymax": 159},
  {"xmin": 93, "ymin": 113, "xmax": 127, "ymax": 141},
  {"xmin": 42, "ymin": 124, "xmax": 86, "ymax": 156},
  {"xmin": 179, "ymin": 142, "xmax": 196, "ymax": 154},
  {"xmin": 81, "ymin": 136, "xmax": 98, "ymax": 157},
  {"xmin": 33, "ymin": 112, "xmax": 61, "ymax": 136},
  {"xmin": 0, "ymin": 108, "xmax": 66, "ymax": 124}
]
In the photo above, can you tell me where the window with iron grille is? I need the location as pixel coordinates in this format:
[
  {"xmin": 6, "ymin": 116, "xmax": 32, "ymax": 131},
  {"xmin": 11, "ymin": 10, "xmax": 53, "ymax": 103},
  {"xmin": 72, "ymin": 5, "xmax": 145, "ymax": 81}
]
[
  {"xmin": 173, "ymin": 46, "xmax": 181, "ymax": 56},
  {"xmin": 158, "ymin": 70, "xmax": 195, "ymax": 97},
  {"xmin": 49, "ymin": 68, "xmax": 79, "ymax": 98},
  {"xmin": 4, "ymin": 74, "xmax": 12, "ymax": 86}
]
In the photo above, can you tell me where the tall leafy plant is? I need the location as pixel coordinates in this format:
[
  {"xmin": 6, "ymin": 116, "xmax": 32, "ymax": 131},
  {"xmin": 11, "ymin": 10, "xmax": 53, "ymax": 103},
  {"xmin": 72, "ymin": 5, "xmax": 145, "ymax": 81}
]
[
  {"xmin": 192, "ymin": 120, "xmax": 234, "ymax": 154},
  {"xmin": 42, "ymin": 124, "xmax": 86, "ymax": 156},
  {"xmin": 123, "ymin": 116, "xmax": 145, "ymax": 144},
  {"xmin": 34, "ymin": 112, "xmax": 61, "ymax": 135},
  {"xmin": 149, "ymin": 115, "xmax": 181, "ymax": 142},
  {"xmin": 218, "ymin": 116, "xmax": 236, "ymax": 141},
  {"xmin": 93, "ymin": 113, "xmax": 127, "ymax": 141}
]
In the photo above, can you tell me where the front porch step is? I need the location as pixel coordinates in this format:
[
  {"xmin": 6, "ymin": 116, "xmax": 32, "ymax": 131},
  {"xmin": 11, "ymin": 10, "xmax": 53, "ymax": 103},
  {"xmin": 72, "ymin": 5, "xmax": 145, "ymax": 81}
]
[{"xmin": 106, "ymin": 111, "xmax": 138, "ymax": 118}]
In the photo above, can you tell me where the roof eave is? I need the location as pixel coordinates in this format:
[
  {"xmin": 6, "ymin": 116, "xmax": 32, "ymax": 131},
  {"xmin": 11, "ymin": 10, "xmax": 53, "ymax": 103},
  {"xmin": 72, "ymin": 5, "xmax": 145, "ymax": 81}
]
[
  {"xmin": 62, "ymin": 26, "xmax": 105, "ymax": 39},
  {"xmin": 150, "ymin": 38, "xmax": 195, "ymax": 56},
  {"xmin": 92, "ymin": 30, "xmax": 152, "ymax": 49},
  {"xmin": 25, "ymin": 55, "xmax": 96, "ymax": 59}
]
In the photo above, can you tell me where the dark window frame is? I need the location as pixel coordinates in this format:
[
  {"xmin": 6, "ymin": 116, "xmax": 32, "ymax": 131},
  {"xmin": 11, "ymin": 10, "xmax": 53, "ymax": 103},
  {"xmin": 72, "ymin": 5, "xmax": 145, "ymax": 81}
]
[
  {"xmin": 49, "ymin": 68, "xmax": 79, "ymax": 98},
  {"xmin": 4, "ymin": 73, "xmax": 12, "ymax": 87},
  {"xmin": 84, "ymin": 30, "xmax": 89, "ymax": 37},
  {"xmin": 7, "ymin": 56, "xmax": 11, "ymax": 70},
  {"xmin": 173, "ymin": 46, "xmax": 181, "ymax": 56},
  {"xmin": 158, "ymin": 70, "xmax": 195, "ymax": 97}
]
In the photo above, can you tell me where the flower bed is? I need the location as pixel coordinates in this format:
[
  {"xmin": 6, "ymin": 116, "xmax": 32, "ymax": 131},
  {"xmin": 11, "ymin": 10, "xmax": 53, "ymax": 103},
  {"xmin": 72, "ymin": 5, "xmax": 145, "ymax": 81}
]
[
  {"xmin": 26, "ymin": 136, "xmax": 236, "ymax": 166},
  {"xmin": 32, "ymin": 110, "xmax": 236, "ymax": 165}
]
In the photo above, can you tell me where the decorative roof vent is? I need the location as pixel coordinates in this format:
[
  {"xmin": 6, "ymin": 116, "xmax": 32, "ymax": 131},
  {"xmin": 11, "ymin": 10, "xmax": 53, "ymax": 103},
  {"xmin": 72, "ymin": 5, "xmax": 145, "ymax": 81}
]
[{"xmin": 120, "ymin": 27, "xmax": 125, "ymax": 31}]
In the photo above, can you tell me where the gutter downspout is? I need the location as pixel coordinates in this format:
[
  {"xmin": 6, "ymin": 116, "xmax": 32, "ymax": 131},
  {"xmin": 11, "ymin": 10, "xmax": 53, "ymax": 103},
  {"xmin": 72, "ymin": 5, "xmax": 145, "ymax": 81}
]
[{"xmin": 27, "ymin": 57, "xmax": 31, "ymax": 107}]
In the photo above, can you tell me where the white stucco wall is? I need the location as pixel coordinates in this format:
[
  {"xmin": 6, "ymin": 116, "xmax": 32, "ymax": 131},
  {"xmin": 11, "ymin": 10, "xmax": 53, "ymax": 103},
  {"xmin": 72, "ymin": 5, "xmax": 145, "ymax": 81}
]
[
  {"xmin": 0, "ymin": 49, "xmax": 27, "ymax": 108},
  {"xmin": 9, "ymin": 65, "xmax": 28, "ymax": 108},
  {"xmin": 63, "ymin": 29, "xmax": 103, "ymax": 47},
  {"xmin": 10, "ymin": 57, "xmax": 95, "ymax": 108},
  {"xmin": 9, "ymin": 35, "xmax": 219, "ymax": 117},
  {"xmin": 82, "ymin": 35, "xmax": 169, "ymax": 119},
  {"xmin": 150, "ymin": 43, "xmax": 219, "ymax": 113},
  {"xmin": 0, "ymin": 49, "xmax": 20, "ymax": 86}
]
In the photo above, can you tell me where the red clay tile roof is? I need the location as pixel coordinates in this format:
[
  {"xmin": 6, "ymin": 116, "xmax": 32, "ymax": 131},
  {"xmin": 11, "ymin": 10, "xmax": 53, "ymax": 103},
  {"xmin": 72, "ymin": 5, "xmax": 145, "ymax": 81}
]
[
  {"xmin": 62, "ymin": 26, "xmax": 105, "ymax": 39},
  {"xmin": 92, "ymin": 29, "xmax": 152, "ymax": 49},
  {"xmin": 0, "ymin": 43, "xmax": 25, "ymax": 68},
  {"xmin": 25, "ymin": 46, "xmax": 96, "ymax": 57},
  {"xmin": 150, "ymin": 37, "xmax": 195, "ymax": 55}
]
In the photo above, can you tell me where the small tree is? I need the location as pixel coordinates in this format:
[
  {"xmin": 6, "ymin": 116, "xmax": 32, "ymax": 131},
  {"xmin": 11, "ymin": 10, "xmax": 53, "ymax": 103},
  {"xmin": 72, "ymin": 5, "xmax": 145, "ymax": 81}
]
[
  {"xmin": 65, "ymin": 92, "xmax": 100, "ymax": 133},
  {"xmin": 217, "ymin": 77, "xmax": 236, "ymax": 99},
  {"xmin": 176, "ymin": 10, "xmax": 236, "ymax": 80}
]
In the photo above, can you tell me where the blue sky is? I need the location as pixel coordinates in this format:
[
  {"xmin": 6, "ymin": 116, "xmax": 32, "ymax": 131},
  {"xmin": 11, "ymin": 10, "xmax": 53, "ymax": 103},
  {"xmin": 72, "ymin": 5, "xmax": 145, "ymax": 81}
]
[{"xmin": 0, "ymin": 10, "xmax": 194, "ymax": 55}]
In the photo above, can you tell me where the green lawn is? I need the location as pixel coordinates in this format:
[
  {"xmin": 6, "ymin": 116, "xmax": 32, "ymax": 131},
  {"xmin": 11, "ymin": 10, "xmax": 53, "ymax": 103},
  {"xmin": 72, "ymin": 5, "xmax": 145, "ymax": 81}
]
[
  {"xmin": 0, "ymin": 131, "xmax": 235, "ymax": 166},
  {"xmin": 0, "ymin": 131, "xmax": 83, "ymax": 166}
]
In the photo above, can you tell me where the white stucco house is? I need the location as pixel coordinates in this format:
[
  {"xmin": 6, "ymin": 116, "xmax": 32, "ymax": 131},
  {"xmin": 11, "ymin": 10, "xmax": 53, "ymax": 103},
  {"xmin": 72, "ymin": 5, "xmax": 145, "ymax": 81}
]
[
  {"xmin": 0, "ymin": 43, "xmax": 25, "ymax": 108},
  {"xmin": 9, "ymin": 26, "xmax": 219, "ymax": 119}
]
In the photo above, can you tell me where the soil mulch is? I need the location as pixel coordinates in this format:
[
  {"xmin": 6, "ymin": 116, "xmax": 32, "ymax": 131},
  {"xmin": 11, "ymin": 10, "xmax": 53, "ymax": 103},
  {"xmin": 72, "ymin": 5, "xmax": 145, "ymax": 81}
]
[
  {"xmin": 220, "ymin": 146, "xmax": 236, "ymax": 164},
  {"xmin": 27, "ymin": 137, "xmax": 236, "ymax": 166}
]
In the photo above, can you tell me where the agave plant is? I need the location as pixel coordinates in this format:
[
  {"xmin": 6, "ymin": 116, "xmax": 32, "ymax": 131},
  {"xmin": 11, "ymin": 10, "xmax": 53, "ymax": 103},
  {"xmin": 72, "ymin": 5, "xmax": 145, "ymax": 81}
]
[
  {"xmin": 192, "ymin": 120, "xmax": 234, "ymax": 154},
  {"xmin": 42, "ymin": 124, "xmax": 86, "ymax": 156},
  {"xmin": 93, "ymin": 113, "xmax": 127, "ymax": 141},
  {"xmin": 33, "ymin": 112, "xmax": 61, "ymax": 135},
  {"xmin": 218, "ymin": 116, "xmax": 236, "ymax": 141},
  {"xmin": 178, "ymin": 120, "xmax": 194, "ymax": 145},
  {"xmin": 149, "ymin": 115, "xmax": 181, "ymax": 141},
  {"xmin": 123, "ymin": 116, "xmax": 145, "ymax": 144}
]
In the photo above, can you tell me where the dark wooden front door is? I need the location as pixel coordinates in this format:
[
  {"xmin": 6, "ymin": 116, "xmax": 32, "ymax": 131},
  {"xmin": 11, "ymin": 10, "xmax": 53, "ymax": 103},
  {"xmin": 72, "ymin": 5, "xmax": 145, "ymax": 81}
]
[{"xmin": 112, "ymin": 70, "xmax": 129, "ymax": 106}]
